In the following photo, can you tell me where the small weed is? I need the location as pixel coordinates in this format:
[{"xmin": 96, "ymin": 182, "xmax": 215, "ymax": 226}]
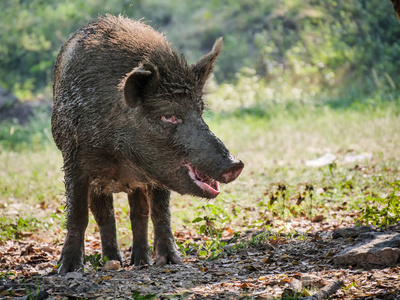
[
  {"xmin": 343, "ymin": 281, "xmax": 358, "ymax": 290},
  {"xmin": 264, "ymin": 182, "xmax": 316, "ymax": 221},
  {"xmin": 0, "ymin": 272, "xmax": 14, "ymax": 279},
  {"xmin": 246, "ymin": 231, "xmax": 271, "ymax": 247},
  {"xmin": 192, "ymin": 214, "xmax": 227, "ymax": 260},
  {"xmin": 304, "ymin": 184, "xmax": 314, "ymax": 220},
  {"xmin": 358, "ymin": 181, "xmax": 400, "ymax": 226},
  {"xmin": 266, "ymin": 183, "xmax": 290, "ymax": 220},
  {"xmin": 24, "ymin": 277, "xmax": 49, "ymax": 300},
  {"xmin": 131, "ymin": 290, "xmax": 157, "ymax": 300},
  {"xmin": 280, "ymin": 290, "xmax": 305, "ymax": 300},
  {"xmin": 84, "ymin": 253, "xmax": 109, "ymax": 270},
  {"xmin": 328, "ymin": 160, "xmax": 337, "ymax": 176},
  {"xmin": 176, "ymin": 239, "xmax": 194, "ymax": 258}
]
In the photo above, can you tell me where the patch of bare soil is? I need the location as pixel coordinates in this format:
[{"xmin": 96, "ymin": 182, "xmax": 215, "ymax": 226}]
[{"xmin": 1, "ymin": 227, "xmax": 400, "ymax": 299}]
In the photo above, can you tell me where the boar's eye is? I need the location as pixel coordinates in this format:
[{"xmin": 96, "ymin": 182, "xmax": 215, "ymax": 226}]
[{"xmin": 161, "ymin": 115, "xmax": 182, "ymax": 124}]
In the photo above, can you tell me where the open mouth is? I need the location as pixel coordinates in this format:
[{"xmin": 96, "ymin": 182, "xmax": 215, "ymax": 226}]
[{"xmin": 185, "ymin": 163, "xmax": 220, "ymax": 198}]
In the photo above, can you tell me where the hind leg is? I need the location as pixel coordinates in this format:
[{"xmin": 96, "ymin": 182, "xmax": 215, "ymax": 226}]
[
  {"xmin": 58, "ymin": 167, "xmax": 89, "ymax": 274},
  {"xmin": 90, "ymin": 191, "xmax": 122, "ymax": 263}
]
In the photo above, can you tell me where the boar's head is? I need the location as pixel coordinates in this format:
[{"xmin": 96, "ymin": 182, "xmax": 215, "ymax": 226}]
[{"xmin": 119, "ymin": 38, "xmax": 243, "ymax": 198}]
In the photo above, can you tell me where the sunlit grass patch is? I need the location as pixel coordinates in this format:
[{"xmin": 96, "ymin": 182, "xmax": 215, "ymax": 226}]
[
  {"xmin": 0, "ymin": 216, "xmax": 40, "ymax": 242},
  {"xmin": 0, "ymin": 147, "xmax": 63, "ymax": 208},
  {"xmin": 0, "ymin": 96, "xmax": 399, "ymax": 258}
]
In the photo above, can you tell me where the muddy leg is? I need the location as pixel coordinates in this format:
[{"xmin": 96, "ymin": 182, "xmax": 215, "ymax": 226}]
[
  {"xmin": 58, "ymin": 169, "xmax": 89, "ymax": 275},
  {"xmin": 90, "ymin": 191, "xmax": 122, "ymax": 263},
  {"xmin": 128, "ymin": 188, "xmax": 151, "ymax": 265},
  {"xmin": 150, "ymin": 187, "xmax": 181, "ymax": 267}
]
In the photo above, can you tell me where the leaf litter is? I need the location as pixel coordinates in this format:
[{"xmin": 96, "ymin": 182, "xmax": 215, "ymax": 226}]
[
  {"xmin": 1, "ymin": 143, "xmax": 399, "ymax": 299},
  {"xmin": 1, "ymin": 221, "xmax": 400, "ymax": 299}
]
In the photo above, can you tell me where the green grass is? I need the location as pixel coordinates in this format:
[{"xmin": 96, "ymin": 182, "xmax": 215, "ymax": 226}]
[
  {"xmin": 0, "ymin": 94, "xmax": 399, "ymax": 255},
  {"xmin": 171, "ymin": 98, "xmax": 400, "ymax": 258},
  {"xmin": 0, "ymin": 216, "xmax": 41, "ymax": 242}
]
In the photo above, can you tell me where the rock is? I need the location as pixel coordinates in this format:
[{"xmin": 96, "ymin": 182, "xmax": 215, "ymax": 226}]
[
  {"xmin": 282, "ymin": 278, "xmax": 303, "ymax": 298},
  {"xmin": 332, "ymin": 226, "xmax": 374, "ymax": 239},
  {"xmin": 289, "ymin": 278, "xmax": 303, "ymax": 293},
  {"xmin": 104, "ymin": 260, "xmax": 121, "ymax": 270},
  {"xmin": 334, "ymin": 232, "xmax": 400, "ymax": 268},
  {"xmin": 301, "ymin": 274, "xmax": 327, "ymax": 288},
  {"xmin": 65, "ymin": 272, "xmax": 83, "ymax": 279},
  {"xmin": 305, "ymin": 153, "xmax": 336, "ymax": 167},
  {"xmin": 344, "ymin": 153, "xmax": 372, "ymax": 163}
]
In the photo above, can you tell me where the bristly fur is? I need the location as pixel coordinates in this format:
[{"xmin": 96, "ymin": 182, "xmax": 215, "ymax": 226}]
[
  {"xmin": 91, "ymin": 15, "xmax": 198, "ymax": 99},
  {"xmin": 51, "ymin": 14, "xmax": 243, "ymax": 273},
  {"xmin": 56, "ymin": 15, "xmax": 193, "ymax": 98}
]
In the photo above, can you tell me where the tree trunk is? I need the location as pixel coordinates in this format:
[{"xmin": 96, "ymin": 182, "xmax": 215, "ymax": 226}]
[{"xmin": 391, "ymin": 0, "xmax": 400, "ymax": 23}]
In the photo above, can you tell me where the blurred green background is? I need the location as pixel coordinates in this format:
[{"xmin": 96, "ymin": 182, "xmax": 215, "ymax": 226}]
[{"xmin": 1, "ymin": 0, "xmax": 400, "ymax": 102}]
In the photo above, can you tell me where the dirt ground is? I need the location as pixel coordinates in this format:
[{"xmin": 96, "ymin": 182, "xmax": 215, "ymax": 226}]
[{"xmin": 1, "ymin": 225, "xmax": 400, "ymax": 300}]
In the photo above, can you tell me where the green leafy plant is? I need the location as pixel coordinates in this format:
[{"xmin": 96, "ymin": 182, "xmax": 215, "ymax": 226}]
[
  {"xmin": 24, "ymin": 277, "xmax": 43, "ymax": 300},
  {"xmin": 0, "ymin": 272, "xmax": 14, "ymax": 279},
  {"xmin": 192, "ymin": 214, "xmax": 227, "ymax": 260},
  {"xmin": 328, "ymin": 160, "xmax": 337, "ymax": 176},
  {"xmin": 84, "ymin": 253, "xmax": 109, "ymax": 270},
  {"xmin": 266, "ymin": 183, "xmax": 293, "ymax": 220},
  {"xmin": 358, "ymin": 181, "xmax": 400, "ymax": 227},
  {"xmin": 131, "ymin": 291, "xmax": 157, "ymax": 300},
  {"xmin": 0, "ymin": 216, "xmax": 39, "ymax": 242},
  {"xmin": 176, "ymin": 239, "xmax": 193, "ymax": 259}
]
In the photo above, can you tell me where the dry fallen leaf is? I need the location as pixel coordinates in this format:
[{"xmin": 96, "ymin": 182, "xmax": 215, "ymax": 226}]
[
  {"xmin": 312, "ymin": 215, "xmax": 325, "ymax": 222},
  {"xmin": 104, "ymin": 260, "xmax": 120, "ymax": 271}
]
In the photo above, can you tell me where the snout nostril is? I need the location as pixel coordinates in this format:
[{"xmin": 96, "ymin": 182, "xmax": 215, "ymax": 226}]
[
  {"xmin": 235, "ymin": 160, "xmax": 244, "ymax": 170},
  {"xmin": 221, "ymin": 160, "xmax": 244, "ymax": 184}
]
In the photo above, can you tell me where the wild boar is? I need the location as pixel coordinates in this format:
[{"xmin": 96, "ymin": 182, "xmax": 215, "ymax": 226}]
[{"xmin": 52, "ymin": 14, "xmax": 243, "ymax": 274}]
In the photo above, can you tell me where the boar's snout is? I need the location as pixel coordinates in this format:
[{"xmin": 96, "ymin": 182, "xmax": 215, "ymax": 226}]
[
  {"xmin": 219, "ymin": 158, "xmax": 244, "ymax": 184},
  {"xmin": 177, "ymin": 117, "xmax": 244, "ymax": 199},
  {"xmin": 184, "ymin": 154, "xmax": 244, "ymax": 199}
]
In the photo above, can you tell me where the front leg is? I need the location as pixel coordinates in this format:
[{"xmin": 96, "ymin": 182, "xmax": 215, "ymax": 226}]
[
  {"xmin": 58, "ymin": 168, "xmax": 89, "ymax": 274},
  {"xmin": 150, "ymin": 187, "xmax": 181, "ymax": 267}
]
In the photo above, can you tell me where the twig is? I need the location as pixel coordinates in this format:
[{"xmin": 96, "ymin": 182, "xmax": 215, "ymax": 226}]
[{"xmin": 303, "ymin": 279, "xmax": 344, "ymax": 300}]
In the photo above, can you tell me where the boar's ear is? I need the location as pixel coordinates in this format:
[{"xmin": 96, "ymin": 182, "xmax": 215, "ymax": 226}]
[
  {"xmin": 122, "ymin": 62, "xmax": 159, "ymax": 108},
  {"xmin": 190, "ymin": 37, "xmax": 223, "ymax": 87}
]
